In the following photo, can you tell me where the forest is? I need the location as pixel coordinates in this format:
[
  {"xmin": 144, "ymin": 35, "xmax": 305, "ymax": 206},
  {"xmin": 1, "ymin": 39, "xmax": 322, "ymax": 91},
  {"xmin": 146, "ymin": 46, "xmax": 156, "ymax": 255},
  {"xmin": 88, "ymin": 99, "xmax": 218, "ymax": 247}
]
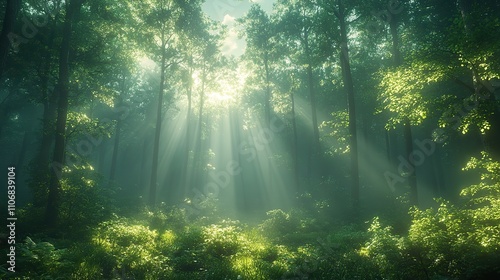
[{"xmin": 0, "ymin": 0, "xmax": 499, "ymax": 279}]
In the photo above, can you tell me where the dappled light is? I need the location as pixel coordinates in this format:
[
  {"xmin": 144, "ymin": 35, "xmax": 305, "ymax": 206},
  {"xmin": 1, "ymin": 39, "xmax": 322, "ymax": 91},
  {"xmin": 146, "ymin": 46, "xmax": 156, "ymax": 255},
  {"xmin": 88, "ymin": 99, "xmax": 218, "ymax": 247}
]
[{"xmin": 1, "ymin": 0, "xmax": 500, "ymax": 279}]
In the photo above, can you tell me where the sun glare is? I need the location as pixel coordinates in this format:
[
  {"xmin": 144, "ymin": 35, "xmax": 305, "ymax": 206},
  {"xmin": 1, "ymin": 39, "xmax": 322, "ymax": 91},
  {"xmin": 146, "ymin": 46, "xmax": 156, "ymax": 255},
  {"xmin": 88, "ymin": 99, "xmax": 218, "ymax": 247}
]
[
  {"xmin": 207, "ymin": 91, "xmax": 233, "ymax": 103},
  {"xmin": 137, "ymin": 55, "xmax": 157, "ymax": 71}
]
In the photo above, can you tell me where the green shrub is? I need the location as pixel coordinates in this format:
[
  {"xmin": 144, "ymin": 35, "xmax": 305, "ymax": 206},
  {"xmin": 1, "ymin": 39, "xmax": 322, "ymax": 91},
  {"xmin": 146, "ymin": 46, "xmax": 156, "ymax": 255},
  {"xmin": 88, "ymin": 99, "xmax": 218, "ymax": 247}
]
[
  {"xmin": 360, "ymin": 153, "xmax": 500, "ymax": 279},
  {"xmin": 90, "ymin": 219, "xmax": 170, "ymax": 279},
  {"xmin": 172, "ymin": 226, "xmax": 205, "ymax": 272},
  {"xmin": 15, "ymin": 237, "xmax": 70, "ymax": 279},
  {"xmin": 259, "ymin": 209, "xmax": 300, "ymax": 238},
  {"xmin": 203, "ymin": 224, "xmax": 241, "ymax": 257}
]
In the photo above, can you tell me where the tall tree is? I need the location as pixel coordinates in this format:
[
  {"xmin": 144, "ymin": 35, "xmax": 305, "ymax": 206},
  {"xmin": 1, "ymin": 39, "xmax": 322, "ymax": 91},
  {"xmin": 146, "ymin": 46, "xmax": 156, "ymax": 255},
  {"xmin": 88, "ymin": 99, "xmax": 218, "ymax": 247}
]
[
  {"xmin": 192, "ymin": 31, "xmax": 222, "ymax": 189},
  {"xmin": 30, "ymin": 0, "xmax": 62, "ymax": 206},
  {"xmin": 133, "ymin": 0, "xmax": 205, "ymax": 207},
  {"xmin": 45, "ymin": 0, "xmax": 85, "ymax": 226},
  {"xmin": 275, "ymin": 0, "xmax": 321, "ymax": 154},
  {"xmin": 319, "ymin": 0, "xmax": 361, "ymax": 212},
  {"xmin": 0, "ymin": 0, "xmax": 21, "ymax": 78},
  {"xmin": 388, "ymin": 1, "xmax": 418, "ymax": 206},
  {"xmin": 239, "ymin": 4, "xmax": 275, "ymax": 127}
]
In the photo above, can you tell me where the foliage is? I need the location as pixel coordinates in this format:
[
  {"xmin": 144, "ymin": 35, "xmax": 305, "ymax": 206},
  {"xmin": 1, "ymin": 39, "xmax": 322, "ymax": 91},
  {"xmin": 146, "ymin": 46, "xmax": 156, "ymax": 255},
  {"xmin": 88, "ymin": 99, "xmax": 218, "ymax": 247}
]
[
  {"xmin": 90, "ymin": 218, "xmax": 170, "ymax": 279},
  {"xmin": 2, "ymin": 1, "xmax": 500, "ymax": 279},
  {"xmin": 361, "ymin": 153, "xmax": 500, "ymax": 279},
  {"xmin": 377, "ymin": 61, "xmax": 446, "ymax": 129},
  {"xmin": 320, "ymin": 110, "xmax": 350, "ymax": 154},
  {"xmin": 60, "ymin": 169, "xmax": 115, "ymax": 231},
  {"xmin": 9, "ymin": 158, "xmax": 500, "ymax": 279},
  {"xmin": 14, "ymin": 237, "xmax": 70, "ymax": 279},
  {"xmin": 203, "ymin": 223, "xmax": 241, "ymax": 257},
  {"xmin": 259, "ymin": 209, "xmax": 301, "ymax": 238}
]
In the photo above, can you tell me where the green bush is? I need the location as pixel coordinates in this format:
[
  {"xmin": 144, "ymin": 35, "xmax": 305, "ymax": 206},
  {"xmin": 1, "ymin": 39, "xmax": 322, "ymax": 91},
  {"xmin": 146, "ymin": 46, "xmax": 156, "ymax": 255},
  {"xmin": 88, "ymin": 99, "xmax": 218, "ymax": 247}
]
[
  {"xmin": 10, "ymin": 153, "xmax": 500, "ymax": 279},
  {"xmin": 259, "ymin": 209, "xmax": 301, "ymax": 238},
  {"xmin": 361, "ymin": 153, "xmax": 500, "ymax": 279},
  {"xmin": 89, "ymin": 218, "xmax": 171, "ymax": 279},
  {"xmin": 203, "ymin": 223, "xmax": 241, "ymax": 257},
  {"xmin": 171, "ymin": 226, "xmax": 205, "ymax": 272},
  {"xmin": 59, "ymin": 166, "xmax": 115, "ymax": 228},
  {"xmin": 14, "ymin": 237, "xmax": 70, "ymax": 279}
]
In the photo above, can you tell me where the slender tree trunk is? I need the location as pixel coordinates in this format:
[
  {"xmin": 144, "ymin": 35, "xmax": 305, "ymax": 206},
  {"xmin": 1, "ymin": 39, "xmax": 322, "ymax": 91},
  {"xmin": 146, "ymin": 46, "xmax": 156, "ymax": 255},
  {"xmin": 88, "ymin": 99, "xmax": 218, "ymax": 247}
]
[
  {"xmin": 231, "ymin": 110, "xmax": 246, "ymax": 209},
  {"xmin": 362, "ymin": 113, "xmax": 370, "ymax": 143},
  {"xmin": 37, "ymin": 94, "xmax": 58, "ymax": 175},
  {"xmin": 0, "ymin": 0, "xmax": 21, "ymax": 78},
  {"xmin": 183, "ymin": 59, "xmax": 193, "ymax": 191},
  {"xmin": 149, "ymin": 30, "xmax": 167, "ymax": 207},
  {"xmin": 110, "ymin": 76, "xmax": 126, "ymax": 182},
  {"xmin": 389, "ymin": 12, "xmax": 418, "ymax": 205},
  {"xmin": 45, "ymin": 0, "xmax": 82, "ymax": 226},
  {"xmin": 290, "ymin": 88, "xmax": 300, "ymax": 190},
  {"xmin": 194, "ymin": 64, "xmax": 206, "ymax": 187},
  {"xmin": 264, "ymin": 52, "xmax": 271, "ymax": 126},
  {"xmin": 385, "ymin": 129, "xmax": 391, "ymax": 162},
  {"xmin": 389, "ymin": 18, "xmax": 402, "ymax": 66},
  {"xmin": 304, "ymin": 33, "xmax": 320, "ymax": 153},
  {"xmin": 404, "ymin": 117, "xmax": 418, "ymax": 204},
  {"xmin": 431, "ymin": 147, "xmax": 443, "ymax": 197},
  {"xmin": 338, "ymin": 0, "xmax": 359, "ymax": 213},
  {"xmin": 97, "ymin": 140, "xmax": 107, "ymax": 174},
  {"xmin": 0, "ymin": 92, "xmax": 13, "ymax": 140},
  {"xmin": 385, "ymin": 124, "xmax": 398, "ymax": 167},
  {"xmin": 17, "ymin": 131, "xmax": 30, "ymax": 167},
  {"xmin": 109, "ymin": 118, "xmax": 121, "ymax": 182},
  {"xmin": 140, "ymin": 134, "xmax": 149, "ymax": 195},
  {"xmin": 33, "ymin": 12, "xmax": 59, "ymax": 199}
]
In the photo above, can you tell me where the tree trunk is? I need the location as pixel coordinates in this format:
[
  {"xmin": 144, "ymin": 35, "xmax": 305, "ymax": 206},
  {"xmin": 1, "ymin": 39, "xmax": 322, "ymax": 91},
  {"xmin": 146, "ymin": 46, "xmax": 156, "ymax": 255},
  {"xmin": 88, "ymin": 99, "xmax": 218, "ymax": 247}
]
[
  {"xmin": 385, "ymin": 129, "xmax": 391, "ymax": 162},
  {"xmin": 304, "ymin": 33, "xmax": 320, "ymax": 153},
  {"xmin": 264, "ymin": 51, "xmax": 272, "ymax": 126},
  {"xmin": 97, "ymin": 139, "xmax": 107, "ymax": 175},
  {"xmin": 0, "ymin": 0, "xmax": 21, "ymax": 78},
  {"xmin": 45, "ymin": 0, "xmax": 82, "ymax": 226},
  {"xmin": 149, "ymin": 30, "xmax": 167, "ymax": 207},
  {"xmin": 404, "ymin": 117, "xmax": 418, "ymax": 205},
  {"xmin": 33, "ymin": 11, "xmax": 59, "ymax": 201},
  {"xmin": 109, "ymin": 118, "xmax": 121, "ymax": 182},
  {"xmin": 338, "ymin": 0, "xmax": 360, "ymax": 214},
  {"xmin": 0, "ymin": 92, "xmax": 13, "ymax": 140},
  {"xmin": 431, "ymin": 147, "xmax": 443, "ymax": 197},
  {"xmin": 389, "ymin": 11, "xmax": 418, "ymax": 205},
  {"xmin": 17, "ymin": 130, "xmax": 30, "ymax": 167},
  {"xmin": 110, "ymin": 77, "xmax": 126, "ymax": 182},
  {"xmin": 193, "ymin": 64, "xmax": 206, "ymax": 188},
  {"xmin": 140, "ymin": 133, "xmax": 150, "ymax": 194},
  {"xmin": 290, "ymin": 87, "xmax": 300, "ymax": 190},
  {"xmin": 183, "ymin": 58, "xmax": 193, "ymax": 191}
]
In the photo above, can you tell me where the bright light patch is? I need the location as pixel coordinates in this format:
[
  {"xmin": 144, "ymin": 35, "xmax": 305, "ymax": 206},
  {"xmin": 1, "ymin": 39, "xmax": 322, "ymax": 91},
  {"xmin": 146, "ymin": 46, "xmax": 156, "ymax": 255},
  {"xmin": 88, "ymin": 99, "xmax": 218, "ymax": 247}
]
[
  {"xmin": 222, "ymin": 14, "xmax": 235, "ymax": 25},
  {"xmin": 221, "ymin": 28, "xmax": 241, "ymax": 56},
  {"xmin": 207, "ymin": 92, "xmax": 233, "ymax": 103},
  {"xmin": 137, "ymin": 56, "xmax": 156, "ymax": 70}
]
